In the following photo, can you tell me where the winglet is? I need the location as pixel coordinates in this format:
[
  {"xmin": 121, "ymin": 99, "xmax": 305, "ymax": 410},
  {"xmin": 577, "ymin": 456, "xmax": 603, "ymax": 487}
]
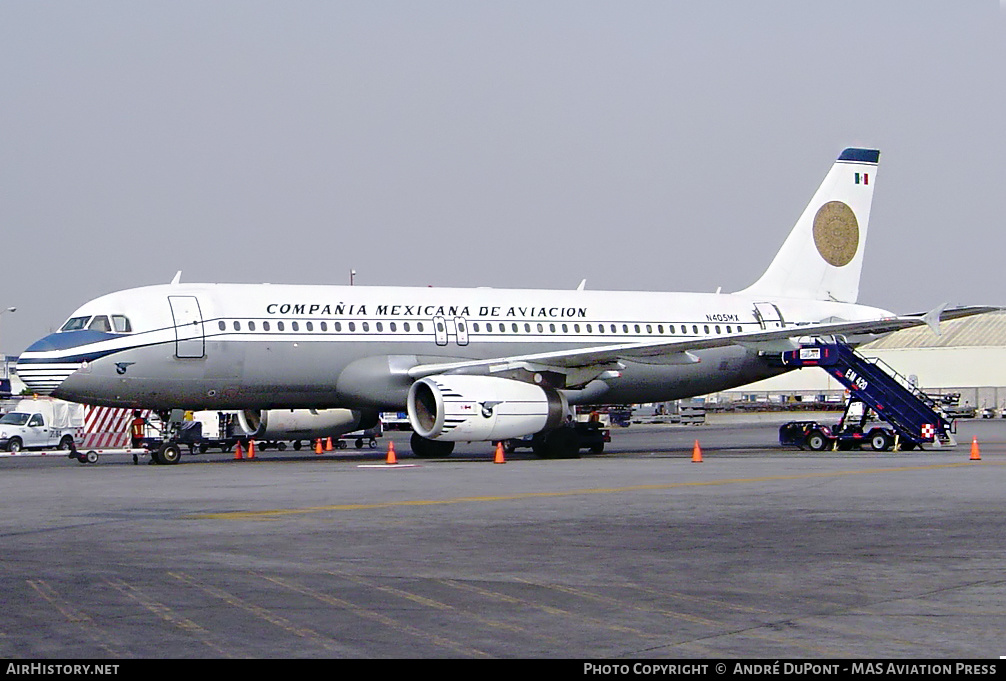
[
  {"xmin": 170, "ymin": 271, "xmax": 182, "ymax": 285},
  {"xmin": 922, "ymin": 302, "xmax": 948, "ymax": 337},
  {"xmin": 576, "ymin": 279, "xmax": 586, "ymax": 291}
]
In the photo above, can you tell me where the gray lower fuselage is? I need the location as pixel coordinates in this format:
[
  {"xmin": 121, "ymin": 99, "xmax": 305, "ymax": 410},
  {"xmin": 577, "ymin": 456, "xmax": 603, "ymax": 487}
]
[{"xmin": 51, "ymin": 336, "xmax": 784, "ymax": 411}]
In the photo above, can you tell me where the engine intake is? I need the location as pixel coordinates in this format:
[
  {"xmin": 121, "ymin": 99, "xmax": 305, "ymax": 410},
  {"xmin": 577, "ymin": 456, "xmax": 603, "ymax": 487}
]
[{"xmin": 407, "ymin": 375, "xmax": 568, "ymax": 441}]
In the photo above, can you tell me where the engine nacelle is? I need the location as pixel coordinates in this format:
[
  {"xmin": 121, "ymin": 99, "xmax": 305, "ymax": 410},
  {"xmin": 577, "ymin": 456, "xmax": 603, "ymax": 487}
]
[
  {"xmin": 407, "ymin": 375, "xmax": 568, "ymax": 442},
  {"xmin": 236, "ymin": 408, "xmax": 376, "ymax": 440}
]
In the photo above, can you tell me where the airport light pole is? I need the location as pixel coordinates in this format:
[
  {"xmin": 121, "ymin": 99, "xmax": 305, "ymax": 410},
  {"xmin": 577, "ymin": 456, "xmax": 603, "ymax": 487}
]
[{"xmin": 0, "ymin": 307, "xmax": 15, "ymax": 379}]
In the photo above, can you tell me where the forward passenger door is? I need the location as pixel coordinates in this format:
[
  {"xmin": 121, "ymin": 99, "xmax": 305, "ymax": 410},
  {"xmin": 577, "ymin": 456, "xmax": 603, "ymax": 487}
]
[{"xmin": 168, "ymin": 296, "xmax": 205, "ymax": 359}]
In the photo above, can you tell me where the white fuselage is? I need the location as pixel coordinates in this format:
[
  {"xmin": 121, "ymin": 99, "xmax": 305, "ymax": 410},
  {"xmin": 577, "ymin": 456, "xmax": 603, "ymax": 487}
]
[{"xmin": 16, "ymin": 282, "xmax": 893, "ymax": 412}]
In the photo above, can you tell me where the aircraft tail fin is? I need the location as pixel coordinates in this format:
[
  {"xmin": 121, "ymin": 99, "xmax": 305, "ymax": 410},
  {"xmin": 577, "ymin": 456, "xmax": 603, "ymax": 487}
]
[{"xmin": 739, "ymin": 147, "xmax": 879, "ymax": 303}]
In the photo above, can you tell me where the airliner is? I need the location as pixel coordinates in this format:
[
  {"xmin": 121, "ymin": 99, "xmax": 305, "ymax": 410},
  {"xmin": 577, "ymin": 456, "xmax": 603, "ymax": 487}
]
[{"xmin": 16, "ymin": 148, "xmax": 987, "ymax": 463}]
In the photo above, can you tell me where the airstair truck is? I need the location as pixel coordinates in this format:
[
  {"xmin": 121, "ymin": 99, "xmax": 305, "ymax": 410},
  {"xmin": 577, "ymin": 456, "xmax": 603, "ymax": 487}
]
[{"xmin": 0, "ymin": 398, "xmax": 84, "ymax": 452}]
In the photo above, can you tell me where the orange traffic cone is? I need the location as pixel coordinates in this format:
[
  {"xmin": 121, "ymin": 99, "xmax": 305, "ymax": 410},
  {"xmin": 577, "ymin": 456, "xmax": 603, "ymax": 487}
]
[
  {"xmin": 315, "ymin": 438, "xmax": 323, "ymax": 455},
  {"xmin": 970, "ymin": 436, "xmax": 981, "ymax": 461},
  {"xmin": 234, "ymin": 441, "xmax": 244, "ymax": 460},
  {"xmin": 247, "ymin": 440, "xmax": 256, "ymax": 459},
  {"xmin": 386, "ymin": 440, "xmax": 397, "ymax": 465},
  {"xmin": 691, "ymin": 439, "xmax": 703, "ymax": 463},
  {"xmin": 494, "ymin": 441, "xmax": 506, "ymax": 464},
  {"xmin": 325, "ymin": 437, "xmax": 333, "ymax": 452}
]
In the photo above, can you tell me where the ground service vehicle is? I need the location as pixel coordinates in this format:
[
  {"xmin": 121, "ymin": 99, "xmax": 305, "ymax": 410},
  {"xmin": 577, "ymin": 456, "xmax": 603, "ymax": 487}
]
[
  {"xmin": 779, "ymin": 419, "xmax": 904, "ymax": 451},
  {"xmin": 779, "ymin": 400, "xmax": 909, "ymax": 452},
  {"xmin": 0, "ymin": 399, "xmax": 83, "ymax": 452}
]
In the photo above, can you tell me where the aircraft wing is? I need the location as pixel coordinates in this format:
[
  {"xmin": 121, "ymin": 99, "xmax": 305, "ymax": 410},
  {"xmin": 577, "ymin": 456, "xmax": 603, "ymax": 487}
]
[
  {"xmin": 907, "ymin": 304, "xmax": 1000, "ymax": 323},
  {"xmin": 407, "ymin": 306, "xmax": 999, "ymax": 379}
]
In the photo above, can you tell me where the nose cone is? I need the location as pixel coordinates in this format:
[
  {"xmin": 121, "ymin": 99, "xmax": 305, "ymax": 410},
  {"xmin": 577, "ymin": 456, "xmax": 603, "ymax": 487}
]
[{"xmin": 16, "ymin": 332, "xmax": 93, "ymax": 395}]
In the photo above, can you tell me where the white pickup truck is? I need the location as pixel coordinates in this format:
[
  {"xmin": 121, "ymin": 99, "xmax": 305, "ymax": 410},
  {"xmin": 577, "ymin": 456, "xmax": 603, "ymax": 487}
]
[{"xmin": 0, "ymin": 399, "xmax": 83, "ymax": 452}]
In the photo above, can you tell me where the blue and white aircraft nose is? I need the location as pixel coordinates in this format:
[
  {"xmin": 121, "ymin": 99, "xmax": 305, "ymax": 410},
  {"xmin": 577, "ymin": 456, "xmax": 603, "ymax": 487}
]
[{"xmin": 15, "ymin": 331, "xmax": 104, "ymax": 395}]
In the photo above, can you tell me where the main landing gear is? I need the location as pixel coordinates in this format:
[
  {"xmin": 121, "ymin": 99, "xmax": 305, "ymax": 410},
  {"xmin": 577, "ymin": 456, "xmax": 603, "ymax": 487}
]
[
  {"xmin": 530, "ymin": 427, "xmax": 581, "ymax": 459},
  {"xmin": 409, "ymin": 425, "xmax": 583, "ymax": 460}
]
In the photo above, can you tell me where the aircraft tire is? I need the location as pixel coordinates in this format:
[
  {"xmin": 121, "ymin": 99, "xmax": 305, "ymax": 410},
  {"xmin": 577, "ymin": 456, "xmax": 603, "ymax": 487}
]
[
  {"xmin": 154, "ymin": 443, "xmax": 182, "ymax": 465},
  {"xmin": 410, "ymin": 432, "xmax": 454, "ymax": 458},
  {"xmin": 545, "ymin": 428, "xmax": 580, "ymax": 459}
]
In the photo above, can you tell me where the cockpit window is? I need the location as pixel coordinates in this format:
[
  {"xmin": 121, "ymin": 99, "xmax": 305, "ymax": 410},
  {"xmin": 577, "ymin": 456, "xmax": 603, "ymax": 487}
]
[
  {"xmin": 60, "ymin": 314, "xmax": 132, "ymax": 333},
  {"xmin": 60, "ymin": 316, "xmax": 91, "ymax": 332},
  {"xmin": 88, "ymin": 315, "xmax": 112, "ymax": 332}
]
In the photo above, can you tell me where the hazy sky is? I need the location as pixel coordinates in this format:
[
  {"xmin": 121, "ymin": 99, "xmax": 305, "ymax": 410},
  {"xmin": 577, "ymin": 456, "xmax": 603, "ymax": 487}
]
[{"xmin": 1, "ymin": 2, "xmax": 1003, "ymax": 354}]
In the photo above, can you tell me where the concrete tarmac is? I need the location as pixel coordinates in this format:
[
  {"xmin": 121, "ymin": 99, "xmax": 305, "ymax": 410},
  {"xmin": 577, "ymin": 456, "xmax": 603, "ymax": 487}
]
[{"xmin": 1, "ymin": 414, "xmax": 1003, "ymax": 659}]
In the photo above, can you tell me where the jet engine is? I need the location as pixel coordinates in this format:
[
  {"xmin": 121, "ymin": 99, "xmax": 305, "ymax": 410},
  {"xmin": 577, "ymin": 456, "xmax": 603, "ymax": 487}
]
[
  {"xmin": 407, "ymin": 375, "xmax": 568, "ymax": 441},
  {"xmin": 236, "ymin": 408, "xmax": 377, "ymax": 440}
]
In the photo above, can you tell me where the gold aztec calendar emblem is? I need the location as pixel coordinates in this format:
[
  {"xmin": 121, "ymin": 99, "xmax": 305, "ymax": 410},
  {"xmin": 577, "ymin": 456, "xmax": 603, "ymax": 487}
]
[{"xmin": 812, "ymin": 200, "xmax": 859, "ymax": 267}]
